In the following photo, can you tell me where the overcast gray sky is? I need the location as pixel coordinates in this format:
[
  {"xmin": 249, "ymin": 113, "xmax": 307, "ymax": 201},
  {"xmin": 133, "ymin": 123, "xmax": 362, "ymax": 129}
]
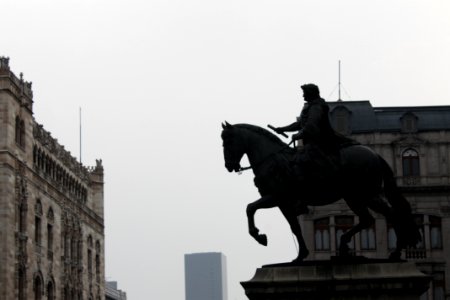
[{"xmin": 2, "ymin": 0, "xmax": 450, "ymax": 299}]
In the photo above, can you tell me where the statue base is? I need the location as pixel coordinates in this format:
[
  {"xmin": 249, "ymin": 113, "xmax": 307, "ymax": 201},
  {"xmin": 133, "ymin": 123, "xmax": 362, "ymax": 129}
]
[{"xmin": 241, "ymin": 257, "xmax": 430, "ymax": 300}]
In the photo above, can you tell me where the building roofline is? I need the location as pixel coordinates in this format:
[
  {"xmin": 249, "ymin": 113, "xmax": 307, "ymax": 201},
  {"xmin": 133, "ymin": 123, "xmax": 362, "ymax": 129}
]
[{"xmin": 328, "ymin": 100, "xmax": 450, "ymax": 110}]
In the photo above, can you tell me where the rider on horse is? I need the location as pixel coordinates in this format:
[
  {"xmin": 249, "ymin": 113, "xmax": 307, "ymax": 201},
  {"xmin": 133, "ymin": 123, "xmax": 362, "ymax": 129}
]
[
  {"xmin": 221, "ymin": 85, "xmax": 421, "ymax": 261},
  {"xmin": 274, "ymin": 84, "xmax": 357, "ymax": 185}
]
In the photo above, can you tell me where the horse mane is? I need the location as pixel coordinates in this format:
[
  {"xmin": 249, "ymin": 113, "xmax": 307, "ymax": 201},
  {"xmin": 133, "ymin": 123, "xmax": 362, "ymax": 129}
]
[{"xmin": 234, "ymin": 124, "xmax": 287, "ymax": 147}]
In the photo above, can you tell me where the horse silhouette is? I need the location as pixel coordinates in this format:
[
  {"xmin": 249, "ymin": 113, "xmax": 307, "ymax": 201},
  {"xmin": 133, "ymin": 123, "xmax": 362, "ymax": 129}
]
[{"xmin": 221, "ymin": 122, "xmax": 420, "ymax": 262}]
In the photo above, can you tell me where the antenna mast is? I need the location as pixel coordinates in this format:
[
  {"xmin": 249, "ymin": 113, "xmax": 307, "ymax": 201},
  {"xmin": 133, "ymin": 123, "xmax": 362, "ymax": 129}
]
[
  {"xmin": 79, "ymin": 107, "xmax": 82, "ymax": 164},
  {"xmin": 338, "ymin": 60, "xmax": 342, "ymax": 101}
]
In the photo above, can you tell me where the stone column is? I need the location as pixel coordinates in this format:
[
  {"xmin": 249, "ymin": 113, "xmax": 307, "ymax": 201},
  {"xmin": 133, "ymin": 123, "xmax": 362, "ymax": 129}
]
[{"xmin": 241, "ymin": 259, "xmax": 430, "ymax": 300}]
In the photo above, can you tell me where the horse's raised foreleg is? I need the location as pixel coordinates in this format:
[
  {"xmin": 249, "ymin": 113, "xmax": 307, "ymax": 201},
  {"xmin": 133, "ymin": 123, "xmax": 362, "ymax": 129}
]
[
  {"xmin": 280, "ymin": 208, "xmax": 309, "ymax": 262},
  {"xmin": 246, "ymin": 195, "xmax": 277, "ymax": 246}
]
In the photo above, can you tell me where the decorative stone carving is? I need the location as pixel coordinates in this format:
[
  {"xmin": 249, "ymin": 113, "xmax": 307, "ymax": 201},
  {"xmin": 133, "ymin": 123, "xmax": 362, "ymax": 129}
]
[
  {"xmin": 95, "ymin": 159, "xmax": 103, "ymax": 172},
  {"xmin": 32, "ymin": 123, "xmax": 92, "ymax": 181},
  {"xmin": 0, "ymin": 56, "xmax": 10, "ymax": 70}
]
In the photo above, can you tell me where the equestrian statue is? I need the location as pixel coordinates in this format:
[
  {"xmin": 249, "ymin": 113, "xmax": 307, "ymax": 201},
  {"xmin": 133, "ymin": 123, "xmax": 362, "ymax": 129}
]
[{"xmin": 221, "ymin": 84, "xmax": 420, "ymax": 263}]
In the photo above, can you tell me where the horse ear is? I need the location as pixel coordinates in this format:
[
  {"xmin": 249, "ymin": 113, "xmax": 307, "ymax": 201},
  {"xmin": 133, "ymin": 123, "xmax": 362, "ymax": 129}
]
[
  {"xmin": 225, "ymin": 121, "xmax": 233, "ymax": 128},
  {"xmin": 222, "ymin": 122, "xmax": 226, "ymax": 129}
]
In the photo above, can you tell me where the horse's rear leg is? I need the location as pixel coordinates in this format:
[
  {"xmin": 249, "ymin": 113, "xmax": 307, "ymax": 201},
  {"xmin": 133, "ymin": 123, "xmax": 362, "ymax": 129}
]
[
  {"xmin": 367, "ymin": 197, "xmax": 403, "ymax": 260},
  {"xmin": 340, "ymin": 200, "xmax": 375, "ymax": 256},
  {"xmin": 279, "ymin": 208, "xmax": 309, "ymax": 263}
]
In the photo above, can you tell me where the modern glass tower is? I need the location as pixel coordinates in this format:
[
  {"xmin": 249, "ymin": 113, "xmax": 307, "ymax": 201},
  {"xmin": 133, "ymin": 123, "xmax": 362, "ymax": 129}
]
[{"xmin": 184, "ymin": 252, "xmax": 228, "ymax": 300}]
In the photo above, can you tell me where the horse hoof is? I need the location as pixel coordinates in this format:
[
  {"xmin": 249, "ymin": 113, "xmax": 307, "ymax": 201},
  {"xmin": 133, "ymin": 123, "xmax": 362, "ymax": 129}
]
[
  {"xmin": 292, "ymin": 250, "xmax": 309, "ymax": 264},
  {"xmin": 389, "ymin": 252, "xmax": 402, "ymax": 261},
  {"xmin": 339, "ymin": 244, "xmax": 350, "ymax": 257},
  {"xmin": 257, "ymin": 234, "xmax": 267, "ymax": 246},
  {"xmin": 291, "ymin": 258, "xmax": 303, "ymax": 264}
]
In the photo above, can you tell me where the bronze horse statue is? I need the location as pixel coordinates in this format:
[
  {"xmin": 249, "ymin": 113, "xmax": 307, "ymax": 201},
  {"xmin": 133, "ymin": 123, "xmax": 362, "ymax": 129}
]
[{"xmin": 221, "ymin": 122, "xmax": 420, "ymax": 262}]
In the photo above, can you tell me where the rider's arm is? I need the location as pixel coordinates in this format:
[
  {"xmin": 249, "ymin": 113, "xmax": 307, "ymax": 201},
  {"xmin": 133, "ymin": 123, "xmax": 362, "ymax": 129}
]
[{"xmin": 276, "ymin": 121, "xmax": 302, "ymax": 133}]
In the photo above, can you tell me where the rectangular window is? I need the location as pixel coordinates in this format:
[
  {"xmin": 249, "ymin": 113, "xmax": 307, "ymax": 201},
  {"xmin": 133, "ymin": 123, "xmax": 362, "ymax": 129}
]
[
  {"xmin": 414, "ymin": 215, "xmax": 425, "ymax": 249},
  {"xmin": 430, "ymin": 216, "xmax": 442, "ymax": 249},
  {"xmin": 314, "ymin": 218, "xmax": 330, "ymax": 251},
  {"xmin": 360, "ymin": 225, "xmax": 376, "ymax": 250},
  {"xmin": 335, "ymin": 216, "xmax": 355, "ymax": 250},
  {"xmin": 432, "ymin": 272, "xmax": 445, "ymax": 300},
  {"xmin": 387, "ymin": 225, "xmax": 397, "ymax": 250}
]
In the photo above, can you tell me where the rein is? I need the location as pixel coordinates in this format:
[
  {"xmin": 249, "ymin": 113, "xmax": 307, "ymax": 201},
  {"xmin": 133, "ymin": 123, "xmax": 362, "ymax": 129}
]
[{"xmin": 237, "ymin": 140, "xmax": 295, "ymax": 175}]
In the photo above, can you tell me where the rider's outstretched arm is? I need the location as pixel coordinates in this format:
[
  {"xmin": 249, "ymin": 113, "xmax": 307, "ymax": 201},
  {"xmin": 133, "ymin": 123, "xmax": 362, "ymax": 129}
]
[{"xmin": 276, "ymin": 121, "xmax": 302, "ymax": 133}]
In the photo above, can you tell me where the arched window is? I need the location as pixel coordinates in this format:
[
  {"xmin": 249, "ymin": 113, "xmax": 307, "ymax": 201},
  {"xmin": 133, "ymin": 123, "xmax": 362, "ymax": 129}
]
[
  {"xmin": 15, "ymin": 116, "xmax": 21, "ymax": 144},
  {"xmin": 331, "ymin": 106, "xmax": 351, "ymax": 135},
  {"xmin": 33, "ymin": 145, "xmax": 38, "ymax": 164},
  {"xmin": 401, "ymin": 112, "xmax": 418, "ymax": 133},
  {"xmin": 35, "ymin": 200, "xmax": 43, "ymax": 245},
  {"xmin": 402, "ymin": 149, "xmax": 420, "ymax": 177},
  {"xmin": 20, "ymin": 120, "xmax": 25, "ymax": 147},
  {"xmin": 95, "ymin": 241, "xmax": 101, "ymax": 282},
  {"xmin": 47, "ymin": 280, "xmax": 54, "ymax": 300},
  {"xmin": 18, "ymin": 266, "xmax": 26, "ymax": 300},
  {"xmin": 34, "ymin": 274, "xmax": 43, "ymax": 300},
  {"xmin": 45, "ymin": 155, "xmax": 50, "ymax": 174},
  {"xmin": 47, "ymin": 208, "xmax": 54, "ymax": 260},
  {"xmin": 64, "ymin": 286, "xmax": 69, "ymax": 300},
  {"xmin": 15, "ymin": 117, "xmax": 26, "ymax": 147},
  {"xmin": 71, "ymin": 238, "xmax": 77, "ymax": 261},
  {"xmin": 77, "ymin": 240, "xmax": 83, "ymax": 265},
  {"xmin": 19, "ymin": 202, "xmax": 27, "ymax": 233},
  {"xmin": 314, "ymin": 218, "xmax": 330, "ymax": 250},
  {"xmin": 88, "ymin": 235, "xmax": 93, "ymax": 280},
  {"xmin": 37, "ymin": 149, "xmax": 42, "ymax": 169}
]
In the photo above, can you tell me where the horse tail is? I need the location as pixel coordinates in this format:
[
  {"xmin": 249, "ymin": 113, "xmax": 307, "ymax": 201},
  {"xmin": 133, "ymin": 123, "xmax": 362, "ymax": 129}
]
[{"xmin": 379, "ymin": 155, "xmax": 421, "ymax": 248}]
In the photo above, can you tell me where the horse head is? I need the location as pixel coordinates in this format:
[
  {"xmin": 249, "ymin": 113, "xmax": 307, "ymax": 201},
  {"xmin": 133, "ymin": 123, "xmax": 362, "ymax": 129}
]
[{"xmin": 221, "ymin": 121, "xmax": 246, "ymax": 172}]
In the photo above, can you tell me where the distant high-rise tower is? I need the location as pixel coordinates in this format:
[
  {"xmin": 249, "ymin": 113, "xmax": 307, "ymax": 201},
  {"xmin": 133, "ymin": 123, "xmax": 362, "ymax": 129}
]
[{"xmin": 184, "ymin": 252, "xmax": 228, "ymax": 300}]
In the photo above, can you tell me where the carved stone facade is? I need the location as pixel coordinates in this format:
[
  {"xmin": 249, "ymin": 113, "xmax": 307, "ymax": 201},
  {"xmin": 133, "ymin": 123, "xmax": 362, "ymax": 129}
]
[
  {"xmin": 0, "ymin": 57, "xmax": 105, "ymax": 299},
  {"xmin": 299, "ymin": 100, "xmax": 450, "ymax": 300}
]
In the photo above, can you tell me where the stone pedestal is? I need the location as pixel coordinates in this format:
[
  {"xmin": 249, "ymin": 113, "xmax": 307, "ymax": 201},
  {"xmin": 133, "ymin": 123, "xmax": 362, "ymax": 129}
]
[{"xmin": 241, "ymin": 258, "xmax": 430, "ymax": 300}]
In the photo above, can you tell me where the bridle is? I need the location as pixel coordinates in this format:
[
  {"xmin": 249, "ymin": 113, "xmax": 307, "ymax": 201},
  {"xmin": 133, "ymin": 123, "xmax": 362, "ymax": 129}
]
[{"xmin": 236, "ymin": 140, "xmax": 296, "ymax": 175}]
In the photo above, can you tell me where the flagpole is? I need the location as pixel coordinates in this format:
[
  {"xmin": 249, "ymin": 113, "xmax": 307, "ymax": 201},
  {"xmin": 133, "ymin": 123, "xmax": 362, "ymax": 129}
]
[{"xmin": 79, "ymin": 107, "xmax": 82, "ymax": 164}]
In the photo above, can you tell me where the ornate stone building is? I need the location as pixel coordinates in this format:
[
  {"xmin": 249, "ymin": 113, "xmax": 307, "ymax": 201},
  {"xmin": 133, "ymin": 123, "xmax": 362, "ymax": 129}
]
[
  {"xmin": 0, "ymin": 57, "xmax": 105, "ymax": 299},
  {"xmin": 299, "ymin": 100, "xmax": 450, "ymax": 300}
]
